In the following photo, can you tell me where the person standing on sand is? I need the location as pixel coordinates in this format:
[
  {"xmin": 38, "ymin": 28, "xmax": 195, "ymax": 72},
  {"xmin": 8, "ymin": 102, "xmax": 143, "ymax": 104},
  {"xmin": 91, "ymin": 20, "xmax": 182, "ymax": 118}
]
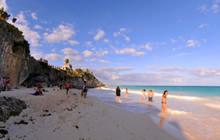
[
  {"xmin": 82, "ymin": 81, "xmax": 88, "ymax": 98},
  {"xmin": 65, "ymin": 81, "xmax": 70, "ymax": 96},
  {"xmin": 141, "ymin": 89, "xmax": 146, "ymax": 103},
  {"xmin": 148, "ymin": 90, "xmax": 154, "ymax": 105},
  {"xmin": 116, "ymin": 86, "xmax": 122, "ymax": 103},
  {"xmin": 162, "ymin": 90, "xmax": 168, "ymax": 113},
  {"xmin": 125, "ymin": 88, "xmax": 128, "ymax": 100}
]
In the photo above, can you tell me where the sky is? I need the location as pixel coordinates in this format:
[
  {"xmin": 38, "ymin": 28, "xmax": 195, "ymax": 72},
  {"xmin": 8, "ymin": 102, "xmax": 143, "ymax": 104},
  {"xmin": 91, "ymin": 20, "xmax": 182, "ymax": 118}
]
[{"xmin": 1, "ymin": 0, "xmax": 220, "ymax": 86}]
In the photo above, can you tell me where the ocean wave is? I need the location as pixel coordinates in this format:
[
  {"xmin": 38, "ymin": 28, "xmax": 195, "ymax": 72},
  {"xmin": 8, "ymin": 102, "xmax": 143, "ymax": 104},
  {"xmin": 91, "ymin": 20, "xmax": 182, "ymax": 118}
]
[{"xmin": 205, "ymin": 103, "xmax": 220, "ymax": 110}]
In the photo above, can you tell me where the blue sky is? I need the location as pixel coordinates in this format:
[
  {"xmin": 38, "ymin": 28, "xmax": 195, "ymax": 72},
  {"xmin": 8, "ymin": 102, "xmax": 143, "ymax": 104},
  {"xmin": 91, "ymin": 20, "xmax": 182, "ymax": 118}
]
[{"xmin": 1, "ymin": 0, "xmax": 220, "ymax": 85}]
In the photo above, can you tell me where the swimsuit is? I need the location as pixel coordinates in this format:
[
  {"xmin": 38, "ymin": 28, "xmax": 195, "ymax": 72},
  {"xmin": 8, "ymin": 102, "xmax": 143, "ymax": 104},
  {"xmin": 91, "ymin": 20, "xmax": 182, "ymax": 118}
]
[{"xmin": 148, "ymin": 97, "xmax": 153, "ymax": 102}]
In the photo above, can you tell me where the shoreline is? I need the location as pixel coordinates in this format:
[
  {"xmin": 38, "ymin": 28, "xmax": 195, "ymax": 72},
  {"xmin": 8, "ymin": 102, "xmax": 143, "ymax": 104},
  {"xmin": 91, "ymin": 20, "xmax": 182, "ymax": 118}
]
[{"xmin": 0, "ymin": 87, "xmax": 181, "ymax": 140}]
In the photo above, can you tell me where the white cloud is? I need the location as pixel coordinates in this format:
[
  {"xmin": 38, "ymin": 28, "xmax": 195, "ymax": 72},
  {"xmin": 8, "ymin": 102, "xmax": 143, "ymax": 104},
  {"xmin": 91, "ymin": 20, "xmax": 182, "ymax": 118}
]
[
  {"xmin": 170, "ymin": 38, "xmax": 177, "ymax": 44},
  {"xmin": 94, "ymin": 29, "xmax": 105, "ymax": 41},
  {"xmin": 211, "ymin": 4, "xmax": 219, "ymax": 13},
  {"xmin": 113, "ymin": 28, "xmax": 130, "ymax": 42},
  {"xmin": 93, "ymin": 66, "xmax": 220, "ymax": 86},
  {"xmin": 14, "ymin": 11, "xmax": 41, "ymax": 47},
  {"xmin": 95, "ymin": 50, "xmax": 108, "ymax": 57},
  {"xmin": 0, "ymin": 0, "xmax": 8, "ymax": 10},
  {"xmin": 34, "ymin": 25, "xmax": 43, "ymax": 30},
  {"xmin": 85, "ymin": 41, "xmax": 92, "ymax": 47},
  {"xmin": 61, "ymin": 48, "xmax": 78, "ymax": 55},
  {"xmin": 120, "ymin": 28, "xmax": 126, "ymax": 32},
  {"xmin": 116, "ymin": 48, "xmax": 145, "ymax": 56},
  {"xmin": 148, "ymin": 66, "xmax": 220, "ymax": 78},
  {"xmin": 44, "ymin": 24, "xmax": 75, "ymax": 43},
  {"xmin": 83, "ymin": 50, "xmax": 93, "ymax": 57},
  {"xmin": 68, "ymin": 40, "xmax": 80, "ymax": 46},
  {"xmin": 67, "ymin": 55, "xmax": 83, "ymax": 62},
  {"xmin": 198, "ymin": 24, "xmax": 207, "ymax": 29},
  {"xmin": 31, "ymin": 50, "xmax": 43, "ymax": 59},
  {"xmin": 31, "ymin": 12, "xmax": 38, "ymax": 20},
  {"xmin": 145, "ymin": 43, "xmax": 153, "ymax": 51},
  {"xmin": 123, "ymin": 35, "xmax": 130, "ymax": 42},
  {"xmin": 186, "ymin": 40, "xmax": 199, "ymax": 47},
  {"xmin": 99, "ymin": 60, "xmax": 111, "ymax": 64},
  {"xmin": 45, "ymin": 53, "xmax": 62, "ymax": 61},
  {"xmin": 104, "ymin": 39, "xmax": 109, "ymax": 43},
  {"xmin": 52, "ymin": 49, "xmax": 56, "ymax": 52},
  {"xmin": 198, "ymin": 4, "xmax": 219, "ymax": 14}
]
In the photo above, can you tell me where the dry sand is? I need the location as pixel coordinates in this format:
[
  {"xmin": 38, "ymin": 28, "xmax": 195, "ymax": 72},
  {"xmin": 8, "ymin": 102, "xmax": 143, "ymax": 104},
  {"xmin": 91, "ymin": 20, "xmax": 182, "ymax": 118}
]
[{"xmin": 0, "ymin": 87, "xmax": 183, "ymax": 140}]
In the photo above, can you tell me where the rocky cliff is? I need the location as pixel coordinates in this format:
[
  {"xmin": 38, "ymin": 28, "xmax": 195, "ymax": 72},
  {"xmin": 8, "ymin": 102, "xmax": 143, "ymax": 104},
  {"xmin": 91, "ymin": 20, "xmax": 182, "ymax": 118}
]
[{"xmin": 0, "ymin": 20, "xmax": 104, "ymax": 88}]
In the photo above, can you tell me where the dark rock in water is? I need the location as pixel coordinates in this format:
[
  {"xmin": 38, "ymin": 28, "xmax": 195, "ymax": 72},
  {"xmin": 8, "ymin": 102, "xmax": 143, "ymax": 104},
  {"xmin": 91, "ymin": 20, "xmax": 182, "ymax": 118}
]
[{"xmin": 0, "ymin": 97, "xmax": 27, "ymax": 122}]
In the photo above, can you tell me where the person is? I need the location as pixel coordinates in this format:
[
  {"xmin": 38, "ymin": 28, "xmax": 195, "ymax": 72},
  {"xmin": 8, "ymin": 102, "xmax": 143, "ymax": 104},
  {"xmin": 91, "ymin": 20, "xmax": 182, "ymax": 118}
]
[
  {"xmin": 33, "ymin": 86, "xmax": 43, "ymax": 96},
  {"xmin": 0, "ymin": 77, "xmax": 3, "ymax": 94},
  {"xmin": 65, "ymin": 81, "xmax": 70, "ymax": 96},
  {"xmin": 141, "ymin": 89, "xmax": 146, "ymax": 103},
  {"xmin": 6, "ymin": 79, "xmax": 10, "ymax": 91},
  {"xmin": 82, "ymin": 81, "xmax": 88, "ymax": 98},
  {"xmin": 125, "ymin": 88, "xmax": 128, "ymax": 100},
  {"xmin": 60, "ymin": 83, "xmax": 63, "ymax": 90},
  {"xmin": 116, "ymin": 86, "xmax": 122, "ymax": 103},
  {"xmin": 162, "ymin": 90, "xmax": 168, "ymax": 113},
  {"xmin": 148, "ymin": 90, "xmax": 154, "ymax": 105}
]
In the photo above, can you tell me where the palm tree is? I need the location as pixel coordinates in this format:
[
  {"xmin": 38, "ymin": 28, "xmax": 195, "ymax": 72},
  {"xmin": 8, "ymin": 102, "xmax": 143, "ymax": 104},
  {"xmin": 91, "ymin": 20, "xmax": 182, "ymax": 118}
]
[
  {"xmin": 0, "ymin": 7, "xmax": 10, "ymax": 21},
  {"xmin": 65, "ymin": 58, "xmax": 69, "ymax": 64},
  {"xmin": 12, "ymin": 18, "xmax": 17, "ymax": 24}
]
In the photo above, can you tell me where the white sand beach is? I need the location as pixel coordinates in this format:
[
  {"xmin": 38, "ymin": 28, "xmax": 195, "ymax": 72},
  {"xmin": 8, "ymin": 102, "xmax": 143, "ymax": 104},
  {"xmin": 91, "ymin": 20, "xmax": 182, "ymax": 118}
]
[{"xmin": 0, "ymin": 87, "xmax": 181, "ymax": 140}]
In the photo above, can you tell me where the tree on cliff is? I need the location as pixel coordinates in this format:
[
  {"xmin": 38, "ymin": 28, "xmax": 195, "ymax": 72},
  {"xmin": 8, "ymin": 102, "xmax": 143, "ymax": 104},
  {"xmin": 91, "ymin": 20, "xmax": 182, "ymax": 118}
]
[
  {"xmin": 12, "ymin": 18, "xmax": 17, "ymax": 24},
  {"xmin": 65, "ymin": 58, "xmax": 69, "ymax": 64},
  {"xmin": 0, "ymin": 7, "xmax": 10, "ymax": 21}
]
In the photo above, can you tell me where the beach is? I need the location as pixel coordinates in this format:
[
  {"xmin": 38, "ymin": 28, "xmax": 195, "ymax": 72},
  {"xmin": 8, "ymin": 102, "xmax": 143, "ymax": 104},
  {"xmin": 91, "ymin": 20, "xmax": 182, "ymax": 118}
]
[{"xmin": 0, "ymin": 87, "xmax": 180, "ymax": 140}]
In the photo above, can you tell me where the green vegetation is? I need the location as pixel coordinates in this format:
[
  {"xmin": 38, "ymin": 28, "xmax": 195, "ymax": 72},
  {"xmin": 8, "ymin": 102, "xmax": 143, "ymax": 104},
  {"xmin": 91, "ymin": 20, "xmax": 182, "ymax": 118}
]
[
  {"xmin": 0, "ymin": 7, "xmax": 10, "ymax": 21},
  {"xmin": 12, "ymin": 18, "xmax": 17, "ymax": 23}
]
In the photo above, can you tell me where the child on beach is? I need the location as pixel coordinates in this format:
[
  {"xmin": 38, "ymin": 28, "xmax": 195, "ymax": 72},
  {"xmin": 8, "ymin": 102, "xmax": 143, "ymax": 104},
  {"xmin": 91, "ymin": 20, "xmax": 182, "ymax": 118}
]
[
  {"xmin": 125, "ymin": 88, "xmax": 128, "ymax": 100},
  {"xmin": 162, "ymin": 90, "xmax": 168, "ymax": 113},
  {"xmin": 148, "ymin": 90, "xmax": 154, "ymax": 105},
  {"xmin": 65, "ymin": 81, "xmax": 70, "ymax": 96},
  {"xmin": 81, "ymin": 81, "xmax": 88, "ymax": 98},
  {"xmin": 116, "ymin": 86, "xmax": 122, "ymax": 103},
  {"xmin": 33, "ymin": 86, "xmax": 43, "ymax": 96},
  {"xmin": 141, "ymin": 89, "xmax": 146, "ymax": 103}
]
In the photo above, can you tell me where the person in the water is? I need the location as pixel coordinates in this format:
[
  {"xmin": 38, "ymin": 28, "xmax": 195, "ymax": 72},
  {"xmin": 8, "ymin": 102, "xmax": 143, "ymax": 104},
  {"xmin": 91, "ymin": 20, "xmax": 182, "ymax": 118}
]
[
  {"xmin": 162, "ymin": 90, "xmax": 168, "ymax": 113},
  {"xmin": 125, "ymin": 88, "xmax": 128, "ymax": 100},
  {"xmin": 148, "ymin": 90, "xmax": 154, "ymax": 105},
  {"xmin": 116, "ymin": 86, "xmax": 122, "ymax": 103},
  {"xmin": 142, "ymin": 89, "xmax": 146, "ymax": 103}
]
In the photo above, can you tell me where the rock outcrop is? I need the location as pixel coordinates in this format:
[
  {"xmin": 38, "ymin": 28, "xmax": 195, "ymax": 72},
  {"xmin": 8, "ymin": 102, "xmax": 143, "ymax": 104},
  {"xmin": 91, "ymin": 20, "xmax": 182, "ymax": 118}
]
[
  {"xmin": 0, "ymin": 20, "xmax": 104, "ymax": 88},
  {"xmin": 0, "ymin": 96, "xmax": 27, "ymax": 122}
]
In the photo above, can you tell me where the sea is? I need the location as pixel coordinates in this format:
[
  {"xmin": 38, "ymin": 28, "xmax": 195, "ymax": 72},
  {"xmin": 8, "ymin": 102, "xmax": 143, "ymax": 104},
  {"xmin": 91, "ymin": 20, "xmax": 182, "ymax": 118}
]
[{"xmin": 89, "ymin": 85, "xmax": 220, "ymax": 140}]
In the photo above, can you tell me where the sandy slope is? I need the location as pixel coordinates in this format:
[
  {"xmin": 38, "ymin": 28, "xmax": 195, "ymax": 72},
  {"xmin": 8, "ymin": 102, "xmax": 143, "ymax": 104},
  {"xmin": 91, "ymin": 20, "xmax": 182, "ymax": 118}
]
[{"xmin": 0, "ymin": 88, "xmax": 180, "ymax": 140}]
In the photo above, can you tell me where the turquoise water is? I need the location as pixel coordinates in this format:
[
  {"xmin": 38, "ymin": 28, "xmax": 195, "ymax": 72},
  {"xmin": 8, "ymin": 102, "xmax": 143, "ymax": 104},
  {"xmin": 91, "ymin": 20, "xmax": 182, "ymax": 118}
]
[{"xmin": 108, "ymin": 85, "xmax": 220, "ymax": 97}]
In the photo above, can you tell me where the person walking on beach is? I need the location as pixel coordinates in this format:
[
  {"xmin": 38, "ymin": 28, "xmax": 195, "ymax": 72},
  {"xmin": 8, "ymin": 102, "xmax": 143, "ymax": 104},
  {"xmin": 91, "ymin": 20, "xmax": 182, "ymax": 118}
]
[
  {"xmin": 148, "ymin": 90, "xmax": 154, "ymax": 105},
  {"xmin": 162, "ymin": 90, "xmax": 168, "ymax": 113},
  {"xmin": 81, "ymin": 81, "xmax": 88, "ymax": 98},
  {"xmin": 141, "ymin": 89, "xmax": 146, "ymax": 103},
  {"xmin": 65, "ymin": 81, "xmax": 70, "ymax": 96},
  {"xmin": 116, "ymin": 86, "xmax": 122, "ymax": 103},
  {"xmin": 125, "ymin": 88, "xmax": 128, "ymax": 100}
]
